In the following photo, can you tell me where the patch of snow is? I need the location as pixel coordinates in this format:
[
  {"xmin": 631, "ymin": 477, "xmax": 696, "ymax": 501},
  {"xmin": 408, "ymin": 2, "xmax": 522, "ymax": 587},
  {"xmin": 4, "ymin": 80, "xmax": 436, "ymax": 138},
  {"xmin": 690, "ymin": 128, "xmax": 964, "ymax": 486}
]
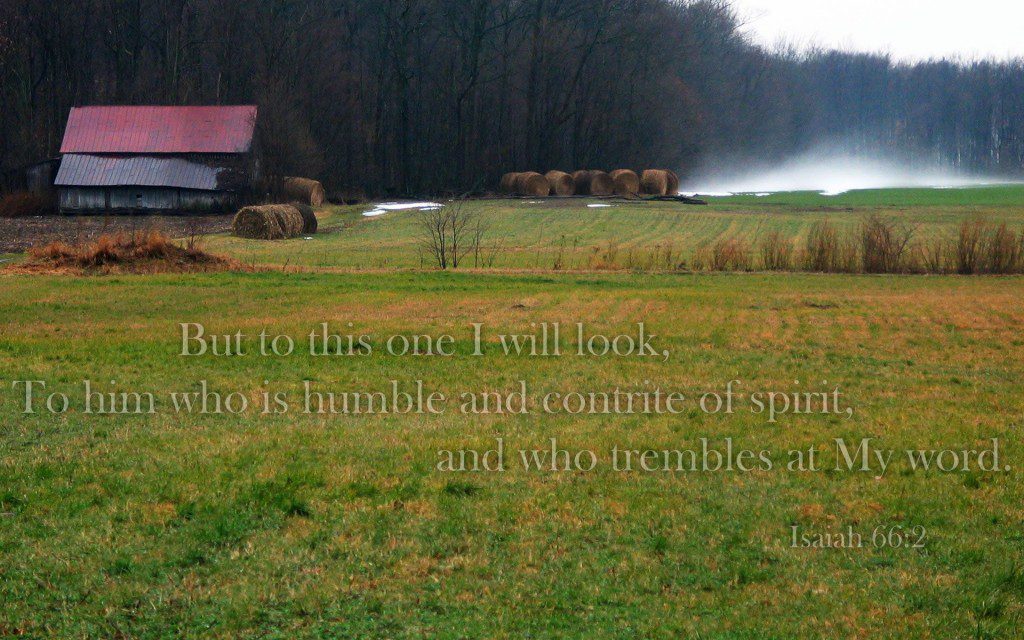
[
  {"xmin": 587, "ymin": 203, "xmax": 613, "ymax": 208},
  {"xmin": 363, "ymin": 201, "xmax": 444, "ymax": 217},
  {"xmin": 683, "ymin": 191, "xmax": 733, "ymax": 198}
]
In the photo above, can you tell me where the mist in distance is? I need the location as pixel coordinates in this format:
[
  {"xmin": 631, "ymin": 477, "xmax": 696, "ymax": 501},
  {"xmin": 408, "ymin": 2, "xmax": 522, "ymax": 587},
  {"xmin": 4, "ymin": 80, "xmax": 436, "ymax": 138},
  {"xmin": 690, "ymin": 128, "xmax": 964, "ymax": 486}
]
[{"xmin": 682, "ymin": 149, "xmax": 1023, "ymax": 197}]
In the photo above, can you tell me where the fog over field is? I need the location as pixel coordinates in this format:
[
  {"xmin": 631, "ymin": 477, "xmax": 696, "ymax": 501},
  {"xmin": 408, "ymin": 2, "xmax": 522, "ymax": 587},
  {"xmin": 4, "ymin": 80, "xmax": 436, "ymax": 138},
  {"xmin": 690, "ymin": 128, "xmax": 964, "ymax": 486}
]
[{"xmin": 683, "ymin": 149, "xmax": 1023, "ymax": 196}]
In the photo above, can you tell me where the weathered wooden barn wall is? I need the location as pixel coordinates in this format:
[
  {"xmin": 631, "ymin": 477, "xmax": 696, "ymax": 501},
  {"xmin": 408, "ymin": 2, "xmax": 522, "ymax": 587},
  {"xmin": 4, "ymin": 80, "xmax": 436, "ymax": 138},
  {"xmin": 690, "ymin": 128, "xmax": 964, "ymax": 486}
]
[{"xmin": 59, "ymin": 187, "xmax": 235, "ymax": 214}]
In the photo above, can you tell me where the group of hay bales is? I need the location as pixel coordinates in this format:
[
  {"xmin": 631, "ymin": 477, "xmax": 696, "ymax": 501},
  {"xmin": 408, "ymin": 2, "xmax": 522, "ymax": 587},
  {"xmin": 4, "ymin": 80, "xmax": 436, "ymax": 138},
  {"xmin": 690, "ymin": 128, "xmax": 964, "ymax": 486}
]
[
  {"xmin": 499, "ymin": 168, "xmax": 679, "ymax": 197},
  {"xmin": 232, "ymin": 204, "xmax": 317, "ymax": 240}
]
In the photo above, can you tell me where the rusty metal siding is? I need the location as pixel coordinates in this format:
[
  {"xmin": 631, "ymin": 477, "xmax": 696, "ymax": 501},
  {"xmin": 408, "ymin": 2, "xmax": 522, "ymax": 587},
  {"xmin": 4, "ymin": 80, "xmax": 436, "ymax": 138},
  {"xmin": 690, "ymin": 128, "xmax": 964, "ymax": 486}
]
[
  {"xmin": 55, "ymin": 154, "xmax": 225, "ymax": 191},
  {"xmin": 60, "ymin": 106, "xmax": 258, "ymax": 154}
]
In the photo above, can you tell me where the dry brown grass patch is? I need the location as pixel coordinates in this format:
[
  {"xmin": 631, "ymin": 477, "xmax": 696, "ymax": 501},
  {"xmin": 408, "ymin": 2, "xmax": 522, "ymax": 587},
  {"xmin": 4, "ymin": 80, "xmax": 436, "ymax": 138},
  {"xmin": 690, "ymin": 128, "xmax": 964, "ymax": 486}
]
[{"xmin": 14, "ymin": 230, "xmax": 235, "ymax": 275}]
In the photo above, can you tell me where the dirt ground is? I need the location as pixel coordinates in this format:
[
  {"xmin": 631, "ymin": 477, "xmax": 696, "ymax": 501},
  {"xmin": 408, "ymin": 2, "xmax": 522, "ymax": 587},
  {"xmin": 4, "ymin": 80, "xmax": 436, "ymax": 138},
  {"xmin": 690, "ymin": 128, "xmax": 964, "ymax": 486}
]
[{"xmin": 0, "ymin": 214, "xmax": 234, "ymax": 254}]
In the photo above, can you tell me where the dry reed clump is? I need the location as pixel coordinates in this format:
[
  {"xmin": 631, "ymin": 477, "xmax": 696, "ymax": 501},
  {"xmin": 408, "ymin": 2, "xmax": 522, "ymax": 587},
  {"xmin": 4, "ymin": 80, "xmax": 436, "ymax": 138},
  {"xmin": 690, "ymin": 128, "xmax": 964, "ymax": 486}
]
[
  {"xmin": 499, "ymin": 172, "xmax": 520, "ymax": 194},
  {"xmin": 19, "ymin": 231, "xmax": 232, "ymax": 274},
  {"xmin": 640, "ymin": 170, "xmax": 669, "ymax": 196},
  {"xmin": 0, "ymin": 191, "xmax": 56, "ymax": 218},
  {"xmin": 515, "ymin": 172, "xmax": 551, "ymax": 197},
  {"xmin": 233, "ymin": 205, "xmax": 305, "ymax": 240},
  {"xmin": 291, "ymin": 203, "xmax": 318, "ymax": 234},
  {"xmin": 281, "ymin": 177, "xmax": 326, "ymax": 206},
  {"xmin": 759, "ymin": 231, "xmax": 794, "ymax": 271},
  {"xmin": 545, "ymin": 171, "xmax": 576, "ymax": 196},
  {"xmin": 709, "ymin": 236, "xmax": 752, "ymax": 271},
  {"xmin": 609, "ymin": 169, "xmax": 640, "ymax": 197}
]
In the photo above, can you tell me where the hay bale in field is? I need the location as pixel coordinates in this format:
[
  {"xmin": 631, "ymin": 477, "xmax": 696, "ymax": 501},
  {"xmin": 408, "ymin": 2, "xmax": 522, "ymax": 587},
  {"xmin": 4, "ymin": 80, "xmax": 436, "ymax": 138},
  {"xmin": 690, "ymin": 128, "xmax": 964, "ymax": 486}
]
[
  {"xmin": 545, "ymin": 171, "xmax": 575, "ymax": 196},
  {"xmin": 588, "ymin": 170, "xmax": 614, "ymax": 196},
  {"xmin": 515, "ymin": 172, "xmax": 551, "ymax": 197},
  {"xmin": 641, "ymin": 169, "xmax": 670, "ymax": 196},
  {"xmin": 609, "ymin": 169, "xmax": 640, "ymax": 197},
  {"xmin": 666, "ymin": 170, "xmax": 681, "ymax": 195},
  {"xmin": 292, "ymin": 203, "xmax": 318, "ymax": 234},
  {"xmin": 499, "ymin": 172, "xmax": 520, "ymax": 194},
  {"xmin": 572, "ymin": 170, "xmax": 592, "ymax": 195},
  {"xmin": 281, "ymin": 177, "xmax": 326, "ymax": 206},
  {"xmin": 232, "ymin": 205, "xmax": 304, "ymax": 240}
]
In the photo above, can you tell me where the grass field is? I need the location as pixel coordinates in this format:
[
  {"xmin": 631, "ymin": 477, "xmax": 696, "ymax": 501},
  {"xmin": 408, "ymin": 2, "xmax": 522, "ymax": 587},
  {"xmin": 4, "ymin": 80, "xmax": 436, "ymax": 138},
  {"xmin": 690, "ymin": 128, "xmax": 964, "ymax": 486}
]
[
  {"xmin": 202, "ymin": 186, "xmax": 1024, "ymax": 271},
  {"xmin": 2, "ymin": 187, "xmax": 1024, "ymax": 637}
]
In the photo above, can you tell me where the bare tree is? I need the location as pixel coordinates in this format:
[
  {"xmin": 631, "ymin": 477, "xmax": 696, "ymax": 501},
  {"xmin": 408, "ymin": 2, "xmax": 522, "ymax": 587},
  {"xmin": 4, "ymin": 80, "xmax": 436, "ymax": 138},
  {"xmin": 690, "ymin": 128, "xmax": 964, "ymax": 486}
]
[{"xmin": 417, "ymin": 197, "xmax": 488, "ymax": 269}]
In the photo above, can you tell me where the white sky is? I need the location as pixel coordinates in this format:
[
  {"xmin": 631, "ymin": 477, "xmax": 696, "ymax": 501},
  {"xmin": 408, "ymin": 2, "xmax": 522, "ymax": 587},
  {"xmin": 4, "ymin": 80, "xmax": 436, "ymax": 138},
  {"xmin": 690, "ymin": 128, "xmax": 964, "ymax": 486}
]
[{"xmin": 732, "ymin": 0, "xmax": 1024, "ymax": 62}]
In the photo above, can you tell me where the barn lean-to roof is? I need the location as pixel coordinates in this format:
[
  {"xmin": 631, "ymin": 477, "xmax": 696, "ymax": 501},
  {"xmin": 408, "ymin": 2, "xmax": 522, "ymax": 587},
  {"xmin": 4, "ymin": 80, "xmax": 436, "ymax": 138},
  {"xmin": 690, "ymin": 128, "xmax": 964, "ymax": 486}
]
[
  {"xmin": 55, "ymin": 155, "xmax": 227, "ymax": 191},
  {"xmin": 60, "ymin": 106, "xmax": 258, "ymax": 155}
]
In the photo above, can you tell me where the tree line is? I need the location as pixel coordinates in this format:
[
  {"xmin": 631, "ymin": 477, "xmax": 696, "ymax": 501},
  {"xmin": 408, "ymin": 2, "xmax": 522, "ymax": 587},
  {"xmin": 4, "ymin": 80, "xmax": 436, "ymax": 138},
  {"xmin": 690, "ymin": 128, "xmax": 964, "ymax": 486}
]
[{"xmin": 2, "ymin": 0, "xmax": 1023, "ymax": 196}]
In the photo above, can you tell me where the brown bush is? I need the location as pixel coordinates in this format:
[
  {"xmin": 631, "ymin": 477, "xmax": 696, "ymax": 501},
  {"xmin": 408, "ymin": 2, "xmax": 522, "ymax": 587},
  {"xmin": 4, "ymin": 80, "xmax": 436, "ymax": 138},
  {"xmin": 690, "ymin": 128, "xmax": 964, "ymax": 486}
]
[
  {"xmin": 915, "ymin": 237, "xmax": 951, "ymax": 274},
  {"xmin": 514, "ymin": 172, "xmax": 551, "ymax": 197},
  {"xmin": 545, "ymin": 171, "xmax": 575, "ymax": 196},
  {"xmin": 233, "ymin": 205, "xmax": 304, "ymax": 240},
  {"xmin": 640, "ymin": 170, "xmax": 669, "ymax": 196},
  {"xmin": 859, "ymin": 213, "xmax": 915, "ymax": 273},
  {"xmin": 0, "ymin": 191, "xmax": 56, "ymax": 218},
  {"xmin": 956, "ymin": 218, "xmax": 986, "ymax": 274},
  {"xmin": 281, "ymin": 177, "xmax": 325, "ymax": 206},
  {"xmin": 984, "ymin": 223, "xmax": 1022, "ymax": 274},
  {"xmin": 804, "ymin": 218, "xmax": 839, "ymax": 272},
  {"xmin": 759, "ymin": 231, "xmax": 793, "ymax": 271},
  {"xmin": 609, "ymin": 170, "xmax": 640, "ymax": 197},
  {"xmin": 709, "ymin": 236, "xmax": 752, "ymax": 271}
]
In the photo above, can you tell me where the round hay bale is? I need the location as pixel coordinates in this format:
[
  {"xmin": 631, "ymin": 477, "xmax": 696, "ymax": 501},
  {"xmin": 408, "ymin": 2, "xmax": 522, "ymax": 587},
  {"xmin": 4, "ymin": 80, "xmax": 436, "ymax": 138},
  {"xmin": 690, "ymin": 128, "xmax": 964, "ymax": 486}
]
[
  {"xmin": 572, "ymin": 170, "xmax": 592, "ymax": 196},
  {"xmin": 292, "ymin": 203, "xmax": 318, "ymax": 234},
  {"xmin": 281, "ymin": 177, "xmax": 326, "ymax": 206},
  {"xmin": 588, "ymin": 171, "xmax": 614, "ymax": 197},
  {"xmin": 232, "ymin": 205, "xmax": 304, "ymax": 240},
  {"xmin": 609, "ymin": 169, "xmax": 640, "ymax": 197},
  {"xmin": 666, "ymin": 170, "xmax": 681, "ymax": 195},
  {"xmin": 233, "ymin": 205, "xmax": 285, "ymax": 240},
  {"xmin": 499, "ymin": 172, "xmax": 520, "ymax": 195},
  {"xmin": 515, "ymin": 172, "xmax": 551, "ymax": 197},
  {"xmin": 641, "ymin": 170, "xmax": 670, "ymax": 196},
  {"xmin": 545, "ymin": 171, "xmax": 575, "ymax": 196},
  {"xmin": 273, "ymin": 206, "xmax": 304, "ymax": 237}
]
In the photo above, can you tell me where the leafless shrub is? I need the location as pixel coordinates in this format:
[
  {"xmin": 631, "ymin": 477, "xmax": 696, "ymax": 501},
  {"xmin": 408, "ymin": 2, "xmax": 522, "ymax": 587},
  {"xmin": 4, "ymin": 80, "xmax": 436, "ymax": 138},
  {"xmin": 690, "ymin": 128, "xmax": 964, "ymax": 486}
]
[
  {"xmin": 984, "ymin": 223, "xmax": 1022, "ymax": 274},
  {"xmin": 859, "ymin": 213, "xmax": 915, "ymax": 273},
  {"xmin": 956, "ymin": 218, "xmax": 986, "ymax": 275},
  {"xmin": 908, "ymin": 237, "xmax": 948, "ymax": 274},
  {"xmin": 759, "ymin": 230, "xmax": 793, "ymax": 271},
  {"xmin": 417, "ymin": 197, "xmax": 484, "ymax": 269},
  {"xmin": 804, "ymin": 219, "xmax": 839, "ymax": 272}
]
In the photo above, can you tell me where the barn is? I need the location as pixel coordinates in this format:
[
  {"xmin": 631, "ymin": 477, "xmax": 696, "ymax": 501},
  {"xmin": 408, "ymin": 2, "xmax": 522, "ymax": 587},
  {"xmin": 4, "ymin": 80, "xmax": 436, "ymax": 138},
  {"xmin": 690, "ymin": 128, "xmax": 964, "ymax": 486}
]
[{"xmin": 54, "ymin": 105, "xmax": 259, "ymax": 214}]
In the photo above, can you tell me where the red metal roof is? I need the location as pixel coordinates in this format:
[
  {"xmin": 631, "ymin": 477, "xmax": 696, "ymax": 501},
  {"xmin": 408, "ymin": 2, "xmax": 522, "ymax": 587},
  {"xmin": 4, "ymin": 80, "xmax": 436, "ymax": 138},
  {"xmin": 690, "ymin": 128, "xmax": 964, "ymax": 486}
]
[
  {"xmin": 60, "ymin": 106, "xmax": 258, "ymax": 154},
  {"xmin": 55, "ymin": 154, "xmax": 227, "ymax": 191}
]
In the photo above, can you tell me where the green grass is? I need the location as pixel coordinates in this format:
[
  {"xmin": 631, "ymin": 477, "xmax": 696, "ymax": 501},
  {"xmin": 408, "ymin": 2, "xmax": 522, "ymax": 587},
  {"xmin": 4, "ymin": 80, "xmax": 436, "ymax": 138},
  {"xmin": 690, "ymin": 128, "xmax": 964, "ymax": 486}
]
[
  {"xmin": 2, "ymin": 186, "xmax": 1024, "ymax": 637},
  {"xmin": 202, "ymin": 185, "xmax": 1024, "ymax": 270}
]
